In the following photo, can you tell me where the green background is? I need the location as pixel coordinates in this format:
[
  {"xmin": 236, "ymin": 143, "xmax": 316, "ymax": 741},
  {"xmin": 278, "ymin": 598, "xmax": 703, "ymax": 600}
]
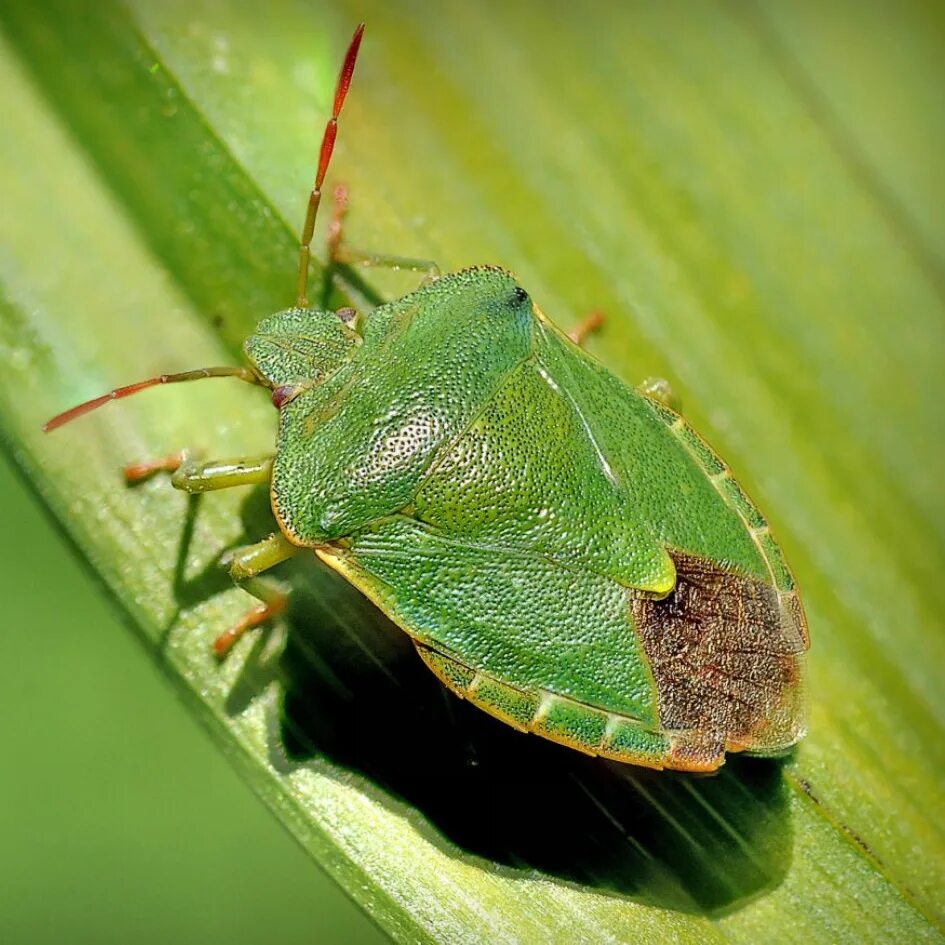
[
  {"xmin": 1, "ymin": 1, "xmax": 943, "ymax": 943},
  {"xmin": 0, "ymin": 453, "xmax": 382, "ymax": 944}
]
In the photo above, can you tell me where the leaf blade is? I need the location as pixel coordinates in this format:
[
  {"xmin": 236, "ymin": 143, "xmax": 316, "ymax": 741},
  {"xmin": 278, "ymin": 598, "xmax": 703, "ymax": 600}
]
[{"xmin": 1, "ymin": 1, "xmax": 942, "ymax": 942}]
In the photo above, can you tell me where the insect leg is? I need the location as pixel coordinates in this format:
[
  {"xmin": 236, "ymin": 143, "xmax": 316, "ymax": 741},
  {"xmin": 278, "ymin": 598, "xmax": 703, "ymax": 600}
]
[
  {"xmin": 123, "ymin": 451, "xmax": 188, "ymax": 483},
  {"xmin": 171, "ymin": 454, "xmax": 273, "ymax": 493},
  {"xmin": 636, "ymin": 377, "xmax": 682, "ymax": 412},
  {"xmin": 328, "ymin": 183, "xmax": 441, "ymax": 285},
  {"xmin": 567, "ymin": 311, "xmax": 605, "ymax": 347},
  {"xmin": 215, "ymin": 532, "xmax": 300, "ymax": 657},
  {"xmin": 334, "ymin": 246, "xmax": 441, "ymax": 283},
  {"xmin": 124, "ymin": 452, "xmax": 274, "ymax": 489}
]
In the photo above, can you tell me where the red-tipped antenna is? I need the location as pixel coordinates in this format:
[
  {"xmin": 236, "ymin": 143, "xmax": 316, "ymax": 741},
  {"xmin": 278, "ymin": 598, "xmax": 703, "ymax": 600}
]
[
  {"xmin": 296, "ymin": 22, "xmax": 365, "ymax": 307},
  {"xmin": 43, "ymin": 366, "xmax": 262, "ymax": 433},
  {"xmin": 44, "ymin": 25, "xmax": 365, "ymax": 434}
]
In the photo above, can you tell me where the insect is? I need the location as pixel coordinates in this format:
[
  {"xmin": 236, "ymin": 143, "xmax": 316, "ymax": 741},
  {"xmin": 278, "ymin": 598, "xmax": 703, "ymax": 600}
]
[{"xmin": 45, "ymin": 24, "xmax": 808, "ymax": 772}]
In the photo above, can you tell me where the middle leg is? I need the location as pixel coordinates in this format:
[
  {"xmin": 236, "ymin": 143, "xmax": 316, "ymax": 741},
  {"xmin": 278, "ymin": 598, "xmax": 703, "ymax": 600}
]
[{"xmin": 215, "ymin": 532, "xmax": 300, "ymax": 657}]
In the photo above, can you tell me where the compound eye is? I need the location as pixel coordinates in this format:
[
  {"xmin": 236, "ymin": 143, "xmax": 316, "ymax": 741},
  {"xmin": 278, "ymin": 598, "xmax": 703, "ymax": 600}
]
[{"xmin": 511, "ymin": 286, "xmax": 530, "ymax": 306}]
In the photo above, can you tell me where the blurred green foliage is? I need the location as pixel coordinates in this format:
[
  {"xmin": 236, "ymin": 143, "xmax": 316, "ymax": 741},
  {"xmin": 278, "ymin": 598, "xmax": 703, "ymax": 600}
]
[{"xmin": 0, "ymin": 453, "xmax": 383, "ymax": 945}]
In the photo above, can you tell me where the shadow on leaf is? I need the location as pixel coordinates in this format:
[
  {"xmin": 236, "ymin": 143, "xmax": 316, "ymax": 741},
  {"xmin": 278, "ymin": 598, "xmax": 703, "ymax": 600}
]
[{"xmin": 218, "ymin": 486, "xmax": 794, "ymax": 915}]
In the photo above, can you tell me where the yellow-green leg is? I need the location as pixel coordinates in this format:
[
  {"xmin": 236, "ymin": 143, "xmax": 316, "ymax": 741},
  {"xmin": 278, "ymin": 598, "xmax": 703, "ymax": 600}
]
[
  {"xmin": 328, "ymin": 183, "xmax": 441, "ymax": 285},
  {"xmin": 125, "ymin": 452, "xmax": 274, "ymax": 491},
  {"xmin": 122, "ymin": 450, "xmax": 297, "ymax": 654},
  {"xmin": 636, "ymin": 377, "xmax": 682, "ymax": 412},
  {"xmin": 215, "ymin": 533, "xmax": 299, "ymax": 657},
  {"xmin": 171, "ymin": 454, "xmax": 274, "ymax": 493}
]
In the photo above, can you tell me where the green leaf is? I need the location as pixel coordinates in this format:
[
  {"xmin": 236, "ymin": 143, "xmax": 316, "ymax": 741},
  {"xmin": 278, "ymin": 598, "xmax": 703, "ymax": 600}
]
[{"xmin": 1, "ymin": 1, "xmax": 943, "ymax": 942}]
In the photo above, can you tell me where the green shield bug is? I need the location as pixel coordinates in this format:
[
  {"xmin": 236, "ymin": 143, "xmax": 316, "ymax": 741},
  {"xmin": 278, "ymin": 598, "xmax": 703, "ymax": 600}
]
[{"xmin": 45, "ymin": 23, "xmax": 808, "ymax": 773}]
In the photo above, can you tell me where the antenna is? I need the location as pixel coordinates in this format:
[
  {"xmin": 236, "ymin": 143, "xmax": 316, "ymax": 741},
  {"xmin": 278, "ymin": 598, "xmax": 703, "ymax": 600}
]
[
  {"xmin": 43, "ymin": 25, "xmax": 367, "ymax": 433},
  {"xmin": 43, "ymin": 367, "xmax": 262, "ymax": 432},
  {"xmin": 296, "ymin": 23, "xmax": 365, "ymax": 307}
]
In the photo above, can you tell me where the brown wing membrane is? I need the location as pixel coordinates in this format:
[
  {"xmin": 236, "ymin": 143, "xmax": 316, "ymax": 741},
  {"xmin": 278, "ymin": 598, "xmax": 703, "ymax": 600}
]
[{"xmin": 632, "ymin": 550, "xmax": 807, "ymax": 769}]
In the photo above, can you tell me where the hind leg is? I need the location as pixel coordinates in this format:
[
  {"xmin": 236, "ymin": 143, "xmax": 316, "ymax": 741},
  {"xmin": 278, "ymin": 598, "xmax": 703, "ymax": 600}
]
[
  {"xmin": 636, "ymin": 377, "xmax": 682, "ymax": 412},
  {"xmin": 567, "ymin": 311, "xmax": 605, "ymax": 347}
]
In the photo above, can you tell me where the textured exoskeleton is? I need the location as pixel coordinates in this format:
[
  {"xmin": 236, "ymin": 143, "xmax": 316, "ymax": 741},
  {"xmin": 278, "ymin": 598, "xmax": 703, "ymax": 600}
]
[
  {"xmin": 44, "ymin": 25, "xmax": 808, "ymax": 773},
  {"xmin": 246, "ymin": 267, "xmax": 808, "ymax": 772}
]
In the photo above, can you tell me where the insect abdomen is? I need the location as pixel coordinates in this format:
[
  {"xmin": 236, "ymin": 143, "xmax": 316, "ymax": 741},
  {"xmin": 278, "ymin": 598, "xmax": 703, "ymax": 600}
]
[{"xmin": 414, "ymin": 642, "xmax": 679, "ymax": 770}]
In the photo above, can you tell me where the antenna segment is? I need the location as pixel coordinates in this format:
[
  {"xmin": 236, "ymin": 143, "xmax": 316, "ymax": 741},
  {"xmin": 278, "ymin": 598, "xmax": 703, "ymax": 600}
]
[{"xmin": 296, "ymin": 23, "xmax": 365, "ymax": 307}]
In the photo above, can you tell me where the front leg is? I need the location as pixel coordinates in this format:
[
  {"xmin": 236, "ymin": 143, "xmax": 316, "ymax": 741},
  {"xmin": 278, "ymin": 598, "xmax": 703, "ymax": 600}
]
[
  {"xmin": 125, "ymin": 452, "xmax": 274, "ymax": 491},
  {"xmin": 121, "ymin": 450, "xmax": 295, "ymax": 655}
]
